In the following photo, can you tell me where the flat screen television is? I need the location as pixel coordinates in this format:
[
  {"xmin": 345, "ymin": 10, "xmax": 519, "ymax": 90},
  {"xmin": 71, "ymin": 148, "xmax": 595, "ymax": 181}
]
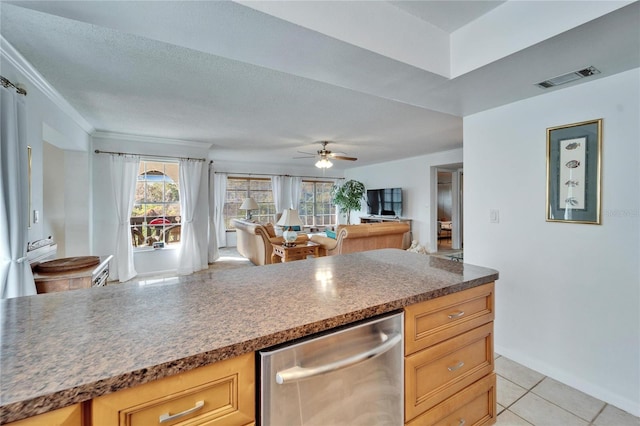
[{"xmin": 366, "ymin": 188, "xmax": 402, "ymax": 217}]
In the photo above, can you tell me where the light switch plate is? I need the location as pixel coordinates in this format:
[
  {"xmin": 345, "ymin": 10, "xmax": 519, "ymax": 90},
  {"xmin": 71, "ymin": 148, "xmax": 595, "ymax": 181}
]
[{"xmin": 489, "ymin": 209, "xmax": 499, "ymax": 223}]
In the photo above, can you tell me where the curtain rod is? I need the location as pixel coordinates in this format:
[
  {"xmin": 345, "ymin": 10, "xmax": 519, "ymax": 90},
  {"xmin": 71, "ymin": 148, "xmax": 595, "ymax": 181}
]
[
  {"xmin": 94, "ymin": 149, "xmax": 206, "ymax": 162},
  {"xmin": 1, "ymin": 76, "xmax": 27, "ymax": 96},
  {"xmin": 214, "ymin": 171, "xmax": 343, "ymax": 180}
]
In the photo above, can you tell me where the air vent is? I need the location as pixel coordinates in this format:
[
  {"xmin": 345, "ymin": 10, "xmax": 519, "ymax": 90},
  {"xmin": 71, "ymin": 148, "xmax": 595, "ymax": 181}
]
[{"xmin": 536, "ymin": 66, "xmax": 600, "ymax": 89}]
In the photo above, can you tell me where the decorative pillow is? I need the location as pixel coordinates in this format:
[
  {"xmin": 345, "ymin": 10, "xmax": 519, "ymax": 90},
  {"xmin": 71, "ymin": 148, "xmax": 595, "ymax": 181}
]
[
  {"xmin": 263, "ymin": 223, "xmax": 276, "ymax": 238},
  {"xmin": 326, "ymin": 229, "xmax": 337, "ymax": 239}
]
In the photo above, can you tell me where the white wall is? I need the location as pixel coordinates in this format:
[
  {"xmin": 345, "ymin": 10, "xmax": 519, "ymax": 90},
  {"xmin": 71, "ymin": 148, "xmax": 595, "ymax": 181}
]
[
  {"xmin": 464, "ymin": 68, "xmax": 640, "ymax": 415},
  {"xmin": 42, "ymin": 142, "xmax": 66, "ymax": 255},
  {"xmin": 92, "ymin": 135, "xmax": 210, "ymax": 276},
  {"xmin": 63, "ymin": 149, "xmax": 90, "ymax": 255},
  {"xmin": 345, "ymin": 149, "xmax": 463, "ymax": 252}
]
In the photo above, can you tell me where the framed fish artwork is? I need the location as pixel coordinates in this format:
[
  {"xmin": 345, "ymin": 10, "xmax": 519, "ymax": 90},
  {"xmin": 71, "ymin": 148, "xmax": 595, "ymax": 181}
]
[{"xmin": 546, "ymin": 119, "xmax": 602, "ymax": 224}]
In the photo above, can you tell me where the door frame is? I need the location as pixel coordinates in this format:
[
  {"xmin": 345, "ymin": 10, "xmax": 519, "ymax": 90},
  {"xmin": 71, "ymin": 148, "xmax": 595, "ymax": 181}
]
[{"xmin": 430, "ymin": 164, "xmax": 463, "ymax": 252}]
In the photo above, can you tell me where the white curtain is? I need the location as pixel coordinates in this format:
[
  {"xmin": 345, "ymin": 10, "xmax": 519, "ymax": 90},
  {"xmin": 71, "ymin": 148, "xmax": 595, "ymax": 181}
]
[
  {"xmin": 290, "ymin": 176, "xmax": 302, "ymax": 209},
  {"xmin": 0, "ymin": 85, "xmax": 35, "ymax": 298},
  {"xmin": 271, "ymin": 175, "xmax": 288, "ymax": 213},
  {"xmin": 110, "ymin": 154, "xmax": 139, "ymax": 282},
  {"xmin": 177, "ymin": 159, "xmax": 205, "ymax": 275},
  {"xmin": 213, "ymin": 173, "xmax": 227, "ymax": 248},
  {"xmin": 207, "ymin": 162, "xmax": 219, "ymax": 263}
]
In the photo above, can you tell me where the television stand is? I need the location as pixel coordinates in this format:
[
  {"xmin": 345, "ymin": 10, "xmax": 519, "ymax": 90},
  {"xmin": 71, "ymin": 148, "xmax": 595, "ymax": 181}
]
[{"xmin": 360, "ymin": 216, "xmax": 412, "ymax": 249}]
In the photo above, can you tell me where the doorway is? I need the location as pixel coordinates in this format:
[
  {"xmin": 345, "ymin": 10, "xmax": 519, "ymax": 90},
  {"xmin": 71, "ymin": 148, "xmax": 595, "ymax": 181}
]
[
  {"xmin": 434, "ymin": 166, "xmax": 463, "ymax": 253},
  {"xmin": 437, "ymin": 171, "xmax": 453, "ymax": 251}
]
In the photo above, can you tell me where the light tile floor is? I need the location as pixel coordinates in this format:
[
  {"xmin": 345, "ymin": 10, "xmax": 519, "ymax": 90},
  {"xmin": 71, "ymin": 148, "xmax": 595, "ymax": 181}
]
[{"xmin": 495, "ymin": 354, "xmax": 639, "ymax": 426}]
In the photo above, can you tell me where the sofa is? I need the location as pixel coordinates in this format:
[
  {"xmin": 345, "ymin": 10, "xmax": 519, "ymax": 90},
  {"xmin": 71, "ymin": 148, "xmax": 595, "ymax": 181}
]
[
  {"xmin": 310, "ymin": 222, "xmax": 410, "ymax": 256},
  {"xmin": 232, "ymin": 219, "xmax": 309, "ymax": 266}
]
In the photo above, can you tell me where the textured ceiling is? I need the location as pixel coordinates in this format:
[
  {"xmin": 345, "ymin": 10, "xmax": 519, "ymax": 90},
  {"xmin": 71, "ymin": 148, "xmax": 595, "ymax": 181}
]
[{"xmin": 1, "ymin": 1, "xmax": 638, "ymax": 170}]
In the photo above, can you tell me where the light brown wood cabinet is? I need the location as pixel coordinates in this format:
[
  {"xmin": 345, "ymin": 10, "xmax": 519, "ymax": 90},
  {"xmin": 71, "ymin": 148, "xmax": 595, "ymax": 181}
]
[
  {"xmin": 6, "ymin": 404, "xmax": 83, "ymax": 426},
  {"xmin": 404, "ymin": 283, "xmax": 496, "ymax": 426},
  {"xmin": 92, "ymin": 352, "xmax": 255, "ymax": 426}
]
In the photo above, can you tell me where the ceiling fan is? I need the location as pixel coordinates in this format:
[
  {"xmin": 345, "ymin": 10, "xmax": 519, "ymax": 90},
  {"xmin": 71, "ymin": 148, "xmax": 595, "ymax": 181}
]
[{"xmin": 295, "ymin": 141, "xmax": 358, "ymax": 168}]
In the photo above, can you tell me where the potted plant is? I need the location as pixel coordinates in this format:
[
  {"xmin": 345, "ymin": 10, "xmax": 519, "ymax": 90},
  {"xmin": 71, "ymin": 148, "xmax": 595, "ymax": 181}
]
[{"xmin": 331, "ymin": 179, "xmax": 365, "ymax": 225}]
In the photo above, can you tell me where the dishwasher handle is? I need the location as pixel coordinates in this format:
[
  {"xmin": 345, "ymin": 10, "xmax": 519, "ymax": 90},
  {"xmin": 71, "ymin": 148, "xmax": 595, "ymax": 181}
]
[{"xmin": 275, "ymin": 331, "xmax": 402, "ymax": 385}]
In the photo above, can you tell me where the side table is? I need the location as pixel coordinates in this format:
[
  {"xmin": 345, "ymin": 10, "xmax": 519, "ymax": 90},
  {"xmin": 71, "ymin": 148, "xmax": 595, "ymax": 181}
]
[{"xmin": 271, "ymin": 241, "xmax": 321, "ymax": 263}]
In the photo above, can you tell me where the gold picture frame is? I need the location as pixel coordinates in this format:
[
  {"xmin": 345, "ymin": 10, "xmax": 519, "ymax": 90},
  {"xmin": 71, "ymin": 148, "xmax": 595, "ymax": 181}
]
[{"xmin": 546, "ymin": 119, "xmax": 602, "ymax": 224}]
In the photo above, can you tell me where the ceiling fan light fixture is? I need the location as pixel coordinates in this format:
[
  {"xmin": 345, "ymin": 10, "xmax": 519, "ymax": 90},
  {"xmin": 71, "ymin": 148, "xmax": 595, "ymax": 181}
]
[{"xmin": 315, "ymin": 158, "xmax": 333, "ymax": 168}]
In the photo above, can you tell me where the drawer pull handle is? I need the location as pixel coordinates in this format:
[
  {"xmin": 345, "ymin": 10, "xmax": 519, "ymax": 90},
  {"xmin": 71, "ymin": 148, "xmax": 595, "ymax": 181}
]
[
  {"xmin": 447, "ymin": 361, "xmax": 465, "ymax": 372},
  {"xmin": 448, "ymin": 310, "xmax": 465, "ymax": 319},
  {"xmin": 159, "ymin": 400, "xmax": 204, "ymax": 423}
]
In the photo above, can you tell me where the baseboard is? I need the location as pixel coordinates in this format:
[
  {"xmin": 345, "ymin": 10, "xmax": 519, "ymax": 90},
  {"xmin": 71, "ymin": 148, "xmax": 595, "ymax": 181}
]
[
  {"xmin": 495, "ymin": 344, "xmax": 640, "ymax": 417},
  {"xmin": 133, "ymin": 269, "xmax": 178, "ymax": 278}
]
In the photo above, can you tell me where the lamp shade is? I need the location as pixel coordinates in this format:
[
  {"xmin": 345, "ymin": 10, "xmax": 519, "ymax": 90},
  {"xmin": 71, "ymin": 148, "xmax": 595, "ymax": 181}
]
[
  {"xmin": 276, "ymin": 209, "xmax": 303, "ymax": 227},
  {"xmin": 240, "ymin": 197, "xmax": 259, "ymax": 210}
]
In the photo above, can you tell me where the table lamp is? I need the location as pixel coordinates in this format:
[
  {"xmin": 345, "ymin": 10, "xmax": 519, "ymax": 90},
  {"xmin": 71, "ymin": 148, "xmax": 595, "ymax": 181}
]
[
  {"xmin": 277, "ymin": 209, "xmax": 303, "ymax": 247},
  {"xmin": 240, "ymin": 197, "xmax": 259, "ymax": 220}
]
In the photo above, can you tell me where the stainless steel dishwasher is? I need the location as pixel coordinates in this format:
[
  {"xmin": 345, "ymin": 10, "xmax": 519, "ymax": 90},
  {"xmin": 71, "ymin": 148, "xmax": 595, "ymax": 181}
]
[{"xmin": 260, "ymin": 312, "xmax": 404, "ymax": 426}]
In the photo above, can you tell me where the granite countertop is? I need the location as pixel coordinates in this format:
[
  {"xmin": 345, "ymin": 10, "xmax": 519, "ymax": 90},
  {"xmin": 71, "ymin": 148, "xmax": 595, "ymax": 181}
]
[{"xmin": 0, "ymin": 249, "xmax": 498, "ymax": 423}]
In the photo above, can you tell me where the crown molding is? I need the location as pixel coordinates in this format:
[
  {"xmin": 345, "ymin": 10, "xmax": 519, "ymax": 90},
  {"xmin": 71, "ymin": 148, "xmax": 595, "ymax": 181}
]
[
  {"xmin": 92, "ymin": 130, "xmax": 211, "ymax": 149},
  {"xmin": 1, "ymin": 36, "xmax": 95, "ymax": 134}
]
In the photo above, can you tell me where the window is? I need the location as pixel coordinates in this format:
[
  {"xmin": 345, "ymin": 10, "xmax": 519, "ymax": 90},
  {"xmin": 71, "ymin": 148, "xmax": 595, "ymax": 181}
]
[
  {"xmin": 225, "ymin": 178, "xmax": 275, "ymax": 229},
  {"xmin": 299, "ymin": 181, "xmax": 336, "ymax": 227},
  {"xmin": 131, "ymin": 161, "xmax": 181, "ymax": 247}
]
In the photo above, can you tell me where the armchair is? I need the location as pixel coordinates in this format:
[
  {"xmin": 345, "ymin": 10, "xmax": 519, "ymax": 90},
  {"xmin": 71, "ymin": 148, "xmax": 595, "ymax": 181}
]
[{"xmin": 232, "ymin": 219, "xmax": 308, "ymax": 266}]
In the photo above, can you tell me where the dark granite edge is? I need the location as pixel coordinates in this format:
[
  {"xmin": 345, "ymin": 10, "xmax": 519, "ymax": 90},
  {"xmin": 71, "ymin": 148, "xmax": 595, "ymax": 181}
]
[{"xmin": 0, "ymin": 274, "xmax": 497, "ymax": 423}]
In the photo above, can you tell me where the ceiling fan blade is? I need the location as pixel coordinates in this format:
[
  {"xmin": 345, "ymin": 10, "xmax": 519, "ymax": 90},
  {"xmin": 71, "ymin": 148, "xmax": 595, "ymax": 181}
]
[
  {"xmin": 332, "ymin": 155, "xmax": 358, "ymax": 161},
  {"xmin": 293, "ymin": 155, "xmax": 316, "ymax": 159},
  {"xmin": 297, "ymin": 150, "xmax": 316, "ymax": 156}
]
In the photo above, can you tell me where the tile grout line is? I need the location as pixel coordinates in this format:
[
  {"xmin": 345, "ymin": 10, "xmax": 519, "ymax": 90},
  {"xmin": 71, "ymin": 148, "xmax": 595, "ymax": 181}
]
[
  {"xmin": 497, "ymin": 373, "xmax": 545, "ymax": 414},
  {"xmin": 588, "ymin": 403, "xmax": 608, "ymax": 426},
  {"xmin": 530, "ymin": 387, "xmax": 601, "ymax": 424}
]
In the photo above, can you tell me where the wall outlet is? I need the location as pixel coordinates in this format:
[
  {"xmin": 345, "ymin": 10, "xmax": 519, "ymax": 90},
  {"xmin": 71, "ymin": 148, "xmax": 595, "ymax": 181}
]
[{"xmin": 489, "ymin": 209, "xmax": 499, "ymax": 223}]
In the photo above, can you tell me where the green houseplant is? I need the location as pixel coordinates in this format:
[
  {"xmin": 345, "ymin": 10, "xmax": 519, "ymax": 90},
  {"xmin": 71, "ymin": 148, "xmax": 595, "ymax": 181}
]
[{"xmin": 331, "ymin": 179, "xmax": 366, "ymax": 225}]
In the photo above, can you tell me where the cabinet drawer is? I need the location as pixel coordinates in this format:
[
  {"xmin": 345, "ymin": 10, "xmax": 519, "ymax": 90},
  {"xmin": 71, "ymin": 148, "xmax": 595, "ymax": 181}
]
[
  {"xmin": 405, "ymin": 283, "xmax": 494, "ymax": 356},
  {"xmin": 406, "ymin": 373, "xmax": 496, "ymax": 426},
  {"xmin": 92, "ymin": 353, "xmax": 255, "ymax": 426},
  {"xmin": 405, "ymin": 323, "xmax": 493, "ymax": 421}
]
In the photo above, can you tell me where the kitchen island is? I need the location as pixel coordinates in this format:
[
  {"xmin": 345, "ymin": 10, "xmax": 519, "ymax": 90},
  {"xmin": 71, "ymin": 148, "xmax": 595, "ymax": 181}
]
[{"xmin": 0, "ymin": 249, "xmax": 498, "ymax": 424}]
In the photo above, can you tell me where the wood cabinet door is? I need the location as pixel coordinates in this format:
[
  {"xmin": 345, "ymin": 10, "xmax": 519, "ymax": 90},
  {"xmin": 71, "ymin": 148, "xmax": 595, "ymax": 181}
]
[{"xmin": 6, "ymin": 404, "xmax": 82, "ymax": 426}]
